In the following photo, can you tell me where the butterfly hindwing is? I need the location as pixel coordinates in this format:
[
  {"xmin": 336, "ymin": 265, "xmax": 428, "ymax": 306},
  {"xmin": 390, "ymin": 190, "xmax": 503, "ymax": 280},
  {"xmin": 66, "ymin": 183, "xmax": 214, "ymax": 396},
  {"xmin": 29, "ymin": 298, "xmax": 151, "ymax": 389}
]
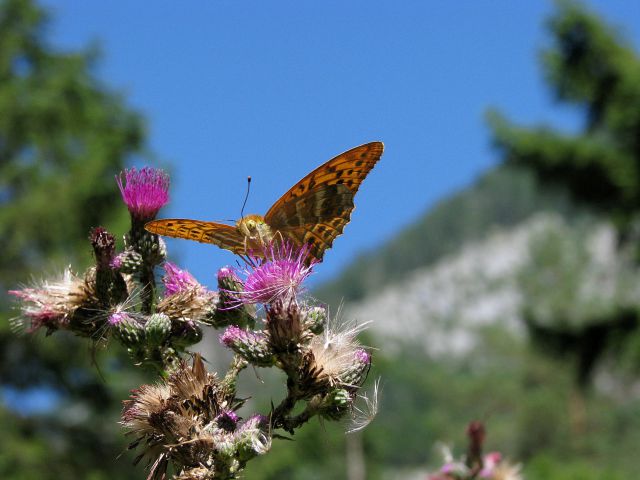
[
  {"xmin": 145, "ymin": 219, "xmax": 246, "ymax": 253},
  {"xmin": 264, "ymin": 183, "xmax": 354, "ymax": 229},
  {"xmin": 265, "ymin": 184, "xmax": 354, "ymax": 260},
  {"xmin": 284, "ymin": 215, "xmax": 353, "ymax": 261}
]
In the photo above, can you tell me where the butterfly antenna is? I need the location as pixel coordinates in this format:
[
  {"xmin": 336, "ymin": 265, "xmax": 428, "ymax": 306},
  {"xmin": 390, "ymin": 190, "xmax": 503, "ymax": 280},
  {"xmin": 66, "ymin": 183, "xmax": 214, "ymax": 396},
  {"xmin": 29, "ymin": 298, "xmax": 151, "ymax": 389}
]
[{"xmin": 240, "ymin": 176, "xmax": 251, "ymax": 220}]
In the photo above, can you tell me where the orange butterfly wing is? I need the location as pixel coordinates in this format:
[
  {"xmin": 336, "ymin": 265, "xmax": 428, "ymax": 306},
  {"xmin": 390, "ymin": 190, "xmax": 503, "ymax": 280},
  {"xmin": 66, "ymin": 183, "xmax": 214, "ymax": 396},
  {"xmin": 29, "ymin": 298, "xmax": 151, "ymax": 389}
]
[
  {"xmin": 264, "ymin": 141, "xmax": 384, "ymax": 261},
  {"xmin": 144, "ymin": 219, "xmax": 246, "ymax": 254}
]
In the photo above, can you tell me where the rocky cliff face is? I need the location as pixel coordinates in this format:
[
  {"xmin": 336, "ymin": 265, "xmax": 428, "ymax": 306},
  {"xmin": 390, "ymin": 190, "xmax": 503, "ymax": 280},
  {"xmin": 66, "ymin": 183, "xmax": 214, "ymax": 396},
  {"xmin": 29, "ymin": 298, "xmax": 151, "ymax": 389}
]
[{"xmin": 345, "ymin": 213, "xmax": 626, "ymax": 358}]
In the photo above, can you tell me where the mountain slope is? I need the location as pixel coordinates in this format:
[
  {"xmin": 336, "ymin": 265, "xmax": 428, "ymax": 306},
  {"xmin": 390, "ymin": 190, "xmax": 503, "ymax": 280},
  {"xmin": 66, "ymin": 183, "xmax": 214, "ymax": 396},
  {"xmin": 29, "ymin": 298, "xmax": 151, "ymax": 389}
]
[{"xmin": 315, "ymin": 165, "xmax": 586, "ymax": 307}]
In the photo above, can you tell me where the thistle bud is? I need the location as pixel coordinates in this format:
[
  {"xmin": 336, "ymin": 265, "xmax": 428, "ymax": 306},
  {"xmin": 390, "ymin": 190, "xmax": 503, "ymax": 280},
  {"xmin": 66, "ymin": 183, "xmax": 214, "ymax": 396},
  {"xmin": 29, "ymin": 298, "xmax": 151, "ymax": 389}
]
[
  {"xmin": 211, "ymin": 267, "xmax": 256, "ymax": 329},
  {"xmin": 145, "ymin": 313, "xmax": 172, "ymax": 345},
  {"xmin": 161, "ymin": 346, "xmax": 181, "ymax": 373},
  {"xmin": 302, "ymin": 305, "xmax": 327, "ymax": 334},
  {"xmin": 110, "ymin": 312, "xmax": 144, "ymax": 347},
  {"xmin": 318, "ymin": 388, "xmax": 352, "ymax": 420},
  {"xmin": 125, "ymin": 230, "xmax": 167, "ymax": 267},
  {"xmin": 172, "ymin": 319, "xmax": 203, "ymax": 348},
  {"xmin": 110, "ymin": 248, "xmax": 143, "ymax": 274},
  {"xmin": 220, "ymin": 326, "xmax": 275, "ymax": 367},
  {"xmin": 218, "ymin": 266, "xmax": 244, "ymax": 291},
  {"xmin": 90, "ymin": 227, "xmax": 116, "ymax": 268},
  {"xmin": 340, "ymin": 349, "xmax": 371, "ymax": 387},
  {"xmin": 234, "ymin": 415, "xmax": 271, "ymax": 461},
  {"xmin": 266, "ymin": 300, "xmax": 312, "ymax": 352},
  {"xmin": 90, "ymin": 227, "xmax": 128, "ymax": 306}
]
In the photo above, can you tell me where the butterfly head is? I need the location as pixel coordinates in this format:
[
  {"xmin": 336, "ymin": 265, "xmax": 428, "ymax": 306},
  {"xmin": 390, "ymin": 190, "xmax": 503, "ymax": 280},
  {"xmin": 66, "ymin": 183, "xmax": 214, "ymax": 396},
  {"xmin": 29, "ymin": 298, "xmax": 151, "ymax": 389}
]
[{"xmin": 236, "ymin": 214, "xmax": 274, "ymax": 248}]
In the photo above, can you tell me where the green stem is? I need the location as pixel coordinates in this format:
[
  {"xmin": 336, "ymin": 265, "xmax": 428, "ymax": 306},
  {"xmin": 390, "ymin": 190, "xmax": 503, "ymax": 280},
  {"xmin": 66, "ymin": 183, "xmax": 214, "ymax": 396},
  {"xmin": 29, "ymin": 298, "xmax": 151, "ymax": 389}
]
[{"xmin": 221, "ymin": 355, "xmax": 248, "ymax": 395}]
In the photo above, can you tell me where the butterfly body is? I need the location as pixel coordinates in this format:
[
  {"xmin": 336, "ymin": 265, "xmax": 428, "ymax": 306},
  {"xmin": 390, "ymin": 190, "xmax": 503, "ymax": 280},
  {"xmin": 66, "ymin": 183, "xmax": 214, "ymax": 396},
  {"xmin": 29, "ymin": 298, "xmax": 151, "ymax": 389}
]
[
  {"xmin": 145, "ymin": 142, "xmax": 384, "ymax": 262},
  {"xmin": 236, "ymin": 214, "xmax": 275, "ymax": 252}
]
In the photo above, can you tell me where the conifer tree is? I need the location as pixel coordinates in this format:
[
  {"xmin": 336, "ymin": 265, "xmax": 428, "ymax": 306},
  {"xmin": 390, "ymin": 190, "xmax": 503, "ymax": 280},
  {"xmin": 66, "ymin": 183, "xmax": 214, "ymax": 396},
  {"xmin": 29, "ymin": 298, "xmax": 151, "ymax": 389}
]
[
  {"xmin": 0, "ymin": 0, "xmax": 148, "ymax": 477},
  {"xmin": 488, "ymin": 0, "xmax": 640, "ymax": 387}
]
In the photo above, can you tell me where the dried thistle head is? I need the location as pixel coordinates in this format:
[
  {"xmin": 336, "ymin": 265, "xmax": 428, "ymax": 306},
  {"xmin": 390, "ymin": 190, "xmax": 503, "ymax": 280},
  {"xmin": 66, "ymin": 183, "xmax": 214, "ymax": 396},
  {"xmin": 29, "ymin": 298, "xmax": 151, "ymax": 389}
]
[
  {"xmin": 156, "ymin": 262, "xmax": 218, "ymax": 325},
  {"xmin": 122, "ymin": 355, "xmax": 269, "ymax": 480},
  {"xmin": 9, "ymin": 267, "xmax": 99, "ymax": 335},
  {"xmin": 301, "ymin": 317, "xmax": 371, "ymax": 393},
  {"xmin": 491, "ymin": 461, "xmax": 523, "ymax": 480},
  {"xmin": 265, "ymin": 300, "xmax": 309, "ymax": 353},
  {"xmin": 173, "ymin": 467, "xmax": 215, "ymax": 480},
  {"xmin": 122, "ymin": 355, "xmax": 226, "ymax": 477},
  {"xmin": 157, "ymin": 287, "xmax": 218, "ymax": 324}
]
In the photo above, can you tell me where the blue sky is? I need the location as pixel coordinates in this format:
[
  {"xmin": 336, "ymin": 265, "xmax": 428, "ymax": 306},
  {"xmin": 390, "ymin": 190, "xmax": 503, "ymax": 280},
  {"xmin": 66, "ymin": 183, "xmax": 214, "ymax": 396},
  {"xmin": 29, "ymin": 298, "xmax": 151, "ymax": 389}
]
[{"xmin": 42, "ymin": 1, "xmax": 640, "ymax": 288}]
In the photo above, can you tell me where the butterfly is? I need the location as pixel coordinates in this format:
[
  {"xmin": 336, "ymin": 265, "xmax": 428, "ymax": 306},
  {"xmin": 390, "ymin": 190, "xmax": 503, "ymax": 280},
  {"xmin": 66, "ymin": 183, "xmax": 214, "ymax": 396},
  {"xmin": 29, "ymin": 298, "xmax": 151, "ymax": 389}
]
[{"xmin": 145, "ymin": 142, "xmax": 384, "ymax": 263}]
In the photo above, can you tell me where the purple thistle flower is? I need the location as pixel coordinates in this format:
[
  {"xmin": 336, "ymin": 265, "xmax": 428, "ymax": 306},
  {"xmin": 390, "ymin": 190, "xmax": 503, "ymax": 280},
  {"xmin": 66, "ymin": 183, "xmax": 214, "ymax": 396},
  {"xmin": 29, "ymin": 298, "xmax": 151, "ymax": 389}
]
[
  {"xmin": 219, "ymin": 325, "xmax": 265, "ymax": 348},
  {"xmin": 162, "ymin": 262, "xmax": 200, "ymax": 296},
  {"xmin": 109, "ymin": 254, "xmax": 123, "ymax": 270},
  {"xmin": 354, "ymin": 348, "xmax": 371, "ymax": 365},
  {"xmin": 237, "ymin": 414, "xmax": 269, "ymax": 432},
  {"xmin": 232, "ymin": 241, "xmax": 316, "ymax": 305},
  {"xmin": 215, "ymin": 410, "xmax": 240, "ymax": 432},
  {"xmin": 218, "ymin": 266, "xmax": 240, "ymax": 284},
  {"xmin": 116, "ymin": 167, "xmax": 169, "ymax": 221},
  {"xmin": 108, "ymin": 311, "xmax": 129, "ymax": 326},
  {"xmin": 220, "ymin": 326, "xmax": 275, "ymax": 366}
]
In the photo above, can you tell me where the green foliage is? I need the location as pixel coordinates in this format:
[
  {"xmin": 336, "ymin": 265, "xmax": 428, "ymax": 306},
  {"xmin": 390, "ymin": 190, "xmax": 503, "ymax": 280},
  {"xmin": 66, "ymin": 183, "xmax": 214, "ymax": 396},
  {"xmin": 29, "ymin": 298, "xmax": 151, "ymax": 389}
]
[
  {"xmin": 0, "ymin": 0, "xmax": 144, "ymax": 282},
  {"xmin": 488, "ymin": 0, "xmax": 640, "ymax": 389},
  {"xmin": 0, "ymin": 0, "xmax": 150, "ymax": 478},
  {"xmin": 525, "ymin": 455, "xmax": 625, "ymax": 480},
  {"xmin": 243, "ymin": 327, "xmax": 640, "ymax": 479},
  {"xmin": 487, "ymin": 0, "xmax": 640, "ymax": 230}
]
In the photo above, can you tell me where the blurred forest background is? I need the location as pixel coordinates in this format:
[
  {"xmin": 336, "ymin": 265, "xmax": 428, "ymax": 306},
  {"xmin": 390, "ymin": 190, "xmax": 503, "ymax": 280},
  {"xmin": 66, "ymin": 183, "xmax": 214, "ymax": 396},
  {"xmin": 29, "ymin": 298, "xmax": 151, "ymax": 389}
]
[{"xmin": 2, "ymin": 0, "xmax": 640, "ymax": 479}]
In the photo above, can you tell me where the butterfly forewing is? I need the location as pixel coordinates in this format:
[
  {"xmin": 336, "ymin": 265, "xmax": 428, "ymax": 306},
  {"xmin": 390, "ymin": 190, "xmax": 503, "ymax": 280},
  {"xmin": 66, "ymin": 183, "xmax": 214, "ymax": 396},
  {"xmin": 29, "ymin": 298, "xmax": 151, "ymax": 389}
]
[
  {"xmin": 264, "ymin": 142, "xmax": 383, "ymax": 260},
  {"xmin": 145, "ymin": 219, "xmax": 246, "ymax": 253},
  {"xmin": 264, "ymin": 142, "xmax": 383, "ymax": 226}
]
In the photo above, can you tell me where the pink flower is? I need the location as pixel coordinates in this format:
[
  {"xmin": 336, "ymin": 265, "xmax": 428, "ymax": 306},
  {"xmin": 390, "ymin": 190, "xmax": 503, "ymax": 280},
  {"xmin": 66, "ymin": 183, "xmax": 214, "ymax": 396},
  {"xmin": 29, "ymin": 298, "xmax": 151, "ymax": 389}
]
[
  {"xmin": 215, "ymin": 410, "xmax": 240, "ymax": 432},
  {"xmin": 354, "ymin": 348, "xmax": 371, "ymax": 365},
  {"xmin": 108, "ymin": 311, "xmax": 129, "ymax": 326},
  {"xmin": 116, "ymin": 167, "xmax": 169, "ymax": 221},
  {"xmin": 230, "ymin": 241, "xmax": 316, "ymax": 305},
  {"xmin": 219, "ymin": 326, "xmax": 274, "ymax": 366},
  {"xmin": 480, "ymin": 452, "xmax": 502, "ymax": 477},
  {"xmin": 162, "ymin": 262, "xmax": 200, "ymax": 296}
]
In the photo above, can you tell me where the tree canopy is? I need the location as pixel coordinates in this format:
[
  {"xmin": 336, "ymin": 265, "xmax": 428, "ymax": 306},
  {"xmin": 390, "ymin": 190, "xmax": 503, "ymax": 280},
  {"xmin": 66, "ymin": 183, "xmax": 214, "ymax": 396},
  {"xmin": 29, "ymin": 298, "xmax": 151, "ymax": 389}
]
[{"xmin": 0, "ymin": 0, "xmax": 150, "ymax": 478}]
